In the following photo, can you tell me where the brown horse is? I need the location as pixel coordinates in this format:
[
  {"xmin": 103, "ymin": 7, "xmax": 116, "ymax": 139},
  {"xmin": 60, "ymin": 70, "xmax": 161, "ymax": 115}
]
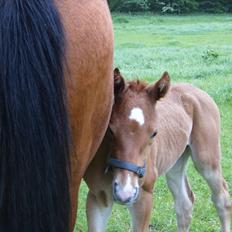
[
  {"xmin": 84, "ymin": 69, "xmax": 231, "ymax": 232},
  {"xmin": 0, "ymin": 1, "xmax": 113, "ymax": 231}
]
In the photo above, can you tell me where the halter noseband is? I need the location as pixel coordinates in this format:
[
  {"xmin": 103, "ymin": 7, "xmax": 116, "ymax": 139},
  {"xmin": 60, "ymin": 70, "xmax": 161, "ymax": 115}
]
[{"xmin": 106, "ymin": 157, "xmax": 146, "ymax": 178}]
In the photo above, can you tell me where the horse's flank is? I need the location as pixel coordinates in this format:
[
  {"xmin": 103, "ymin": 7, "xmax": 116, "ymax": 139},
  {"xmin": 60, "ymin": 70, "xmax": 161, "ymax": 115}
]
[{"xmin": 57, "ymin": 0, "xmax": 114, "ymax": 229}]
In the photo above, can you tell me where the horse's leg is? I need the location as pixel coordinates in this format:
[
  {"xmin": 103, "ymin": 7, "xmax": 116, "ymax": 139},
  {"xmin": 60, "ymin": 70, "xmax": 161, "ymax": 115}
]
[
  {"xmin": 86, "ymin": 191, "xmax": 113, "ymax": 232},
  {"xmin": 190, "ymin": 141, "xmax": 231, "ymax": 232},
  {"xmin": 166, "ymin": 151, "xmax": 194, "ymax": 232},
  {"xmin": 70, "ymin": 179, "xmax": 81, "ymax": 231},
  {"xmin": 128, "ymin": 189, "xmax": 153, "ymax": 232}
]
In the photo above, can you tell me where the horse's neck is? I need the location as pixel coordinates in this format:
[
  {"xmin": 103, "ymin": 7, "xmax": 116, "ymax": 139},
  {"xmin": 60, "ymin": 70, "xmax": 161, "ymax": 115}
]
[{"xmin": 152, "ymin": 87, "xmax": 192, "ymax": 176}]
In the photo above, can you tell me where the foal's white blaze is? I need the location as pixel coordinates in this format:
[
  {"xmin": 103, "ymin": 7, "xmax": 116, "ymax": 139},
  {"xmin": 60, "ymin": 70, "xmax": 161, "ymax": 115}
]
[
  {"xmin": 122, "ymin": 174, "xmax": 138, "ymax": 194},
  {"xmin": 122, "ymin": 174, "xmax": 132, "ymax": 192},
  {"xmin": 129, "ymin": 107, "xmax": 145, "ymax": 126}
]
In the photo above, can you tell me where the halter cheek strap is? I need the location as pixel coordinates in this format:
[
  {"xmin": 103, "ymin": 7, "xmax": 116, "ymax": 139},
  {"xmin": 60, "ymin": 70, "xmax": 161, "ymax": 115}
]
[{"xmin": 106, "ymin": 157, "xmax": 146, "ymax": 178}]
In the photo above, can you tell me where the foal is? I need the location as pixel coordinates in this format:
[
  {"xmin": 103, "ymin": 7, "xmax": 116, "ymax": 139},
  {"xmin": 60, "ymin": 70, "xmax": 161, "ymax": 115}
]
[{"xmin": 84, "ymin": 69, "xmax": 231, "ymax": 232}]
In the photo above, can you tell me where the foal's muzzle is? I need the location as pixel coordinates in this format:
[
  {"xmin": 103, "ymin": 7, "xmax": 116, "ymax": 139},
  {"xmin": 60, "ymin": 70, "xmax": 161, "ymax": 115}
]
[
  {"xmin": 112, "ymin": 179, "xmax": 139, "ymax": 205},
  {"xmin": 105, "ymin": 157, "xmax": 146, "ymax": 205}
]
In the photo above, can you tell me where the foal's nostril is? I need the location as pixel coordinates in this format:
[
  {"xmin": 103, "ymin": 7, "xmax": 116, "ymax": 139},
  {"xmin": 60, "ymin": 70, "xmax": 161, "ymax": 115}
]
[
  {"xmin": 114, "ymin": 181, "xmax": 118, "ymax": 187},
  {"xmin": 114, "ymin": 181, "xmax": 119, "ymax": 190},
  {"xmin": 113, "ymin": 181, "xmax": 120, "ymax": 195}
]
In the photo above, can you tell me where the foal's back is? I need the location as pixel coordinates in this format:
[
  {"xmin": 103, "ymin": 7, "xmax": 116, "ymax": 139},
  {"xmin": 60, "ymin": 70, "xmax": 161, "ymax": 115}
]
[{"xmin": 154, "ymin": 83, "xmax": 220, "ymax": 175}]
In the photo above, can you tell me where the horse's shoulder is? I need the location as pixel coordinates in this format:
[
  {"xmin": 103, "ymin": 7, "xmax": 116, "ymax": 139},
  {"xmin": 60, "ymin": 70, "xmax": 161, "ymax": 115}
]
[
  {"xmin": 164, "ymin": 83, "xmax": 199, "ymax": 118},
  {"xmin": 168, "ymin": 83, "xmax": 219, "ymax": 118}
]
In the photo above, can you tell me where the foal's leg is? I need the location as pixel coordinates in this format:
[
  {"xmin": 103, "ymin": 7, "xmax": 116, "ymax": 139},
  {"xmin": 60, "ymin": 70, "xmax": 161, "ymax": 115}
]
[
  {"xmin": 166, "ymin": 151, "xmax": 194, "ymax": 232},
  {"xmin": 189, "ymin": 96, "xmax": 232, "ymax": 231},
  {"xmin": 190, "ymin": 141, "xmax": 231, "ymax": 232},
  {"xmin": 86, "ymin": 191, "xmax": 113, "ymax": 232},
  {"xmin": 128, "ymin": 189, "xmax": 153, "ymax": 232}
]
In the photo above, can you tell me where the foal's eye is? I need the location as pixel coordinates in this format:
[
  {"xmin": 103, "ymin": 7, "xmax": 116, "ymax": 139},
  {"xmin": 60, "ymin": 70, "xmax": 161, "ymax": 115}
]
[
  {"xmin": 150, "ymin": 131, "xmax": 157, "ymax": 139},
  {"xmin": 109, "ymin": 127, "xmax": 114, "ymax": 136}
]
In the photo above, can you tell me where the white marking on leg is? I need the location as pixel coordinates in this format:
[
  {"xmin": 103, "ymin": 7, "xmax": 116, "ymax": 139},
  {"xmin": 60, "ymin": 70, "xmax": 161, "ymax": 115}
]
[
  {"xmin": 91, "ymin": 205, "xmax": 112, "ymax": 232},
  {"xmin": 200, "ymin": 169, "xmax": 231, "ymax": 232},
  {"xmin": 129, "ymin": 107, "xmax": 145, "ymax": 126},
  {"xmin": 87, "ymin": 192, "xmax": 113, "ymax": 232},
  {"xmin": 166, "ymin": 154, "xmax": 193, "ymax": 232}
]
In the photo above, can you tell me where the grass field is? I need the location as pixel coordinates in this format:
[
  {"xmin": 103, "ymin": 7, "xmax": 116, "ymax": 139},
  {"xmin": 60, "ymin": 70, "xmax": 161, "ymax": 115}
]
[{"xmin": 75, "ymin": 14, "xmax": 232, "ymax": 232}]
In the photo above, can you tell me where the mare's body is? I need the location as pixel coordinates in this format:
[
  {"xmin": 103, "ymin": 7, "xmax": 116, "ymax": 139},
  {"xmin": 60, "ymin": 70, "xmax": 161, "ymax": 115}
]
[
  {"xmin": 85, "ymin": 72, "xmax": 231, "ymax": 232},
  {"xmin": 58, "ymin": 1, "xmax": 114, "ymax": 228},
  {"xmin": 0, "ymin": 1, "xmax": 113, "ymax": 231}
]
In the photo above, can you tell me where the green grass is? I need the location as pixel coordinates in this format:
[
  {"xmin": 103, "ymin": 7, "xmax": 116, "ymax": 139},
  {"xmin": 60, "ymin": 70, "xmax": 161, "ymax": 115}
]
[{"xmin": 75, "ymin": 14, "xmax": 232, "ymax": 231}]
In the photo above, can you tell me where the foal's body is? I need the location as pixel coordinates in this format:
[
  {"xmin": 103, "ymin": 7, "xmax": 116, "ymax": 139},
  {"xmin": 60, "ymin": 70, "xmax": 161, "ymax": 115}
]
[{"xmin": 85, "ymin": 75, "xmax": 231, "ymax": 232}]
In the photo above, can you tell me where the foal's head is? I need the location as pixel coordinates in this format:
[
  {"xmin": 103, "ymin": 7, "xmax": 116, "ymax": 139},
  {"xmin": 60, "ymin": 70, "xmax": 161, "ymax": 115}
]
[{"xmin": 108, "ymin": 68, "xmax": 170, "ymax": 205}]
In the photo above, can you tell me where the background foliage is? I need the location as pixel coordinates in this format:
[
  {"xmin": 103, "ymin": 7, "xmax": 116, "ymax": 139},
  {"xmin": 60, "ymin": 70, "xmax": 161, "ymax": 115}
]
[{"xmin": 108, "ymin": 0, "xmax": 232, "ymax": 13}]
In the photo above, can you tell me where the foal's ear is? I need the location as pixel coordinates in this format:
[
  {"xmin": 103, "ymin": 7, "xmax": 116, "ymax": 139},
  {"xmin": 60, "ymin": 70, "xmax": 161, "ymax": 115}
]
[
  {"xmin": 146, "ymin": 72, "xmax": 170, "ymax": 101},
  {"xmin": 114, "ymin": 68, "xmax": 125, "ymax": 96}
]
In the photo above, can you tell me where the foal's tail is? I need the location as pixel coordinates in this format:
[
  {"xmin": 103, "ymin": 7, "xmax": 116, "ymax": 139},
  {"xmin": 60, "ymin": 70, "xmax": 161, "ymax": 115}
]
[{"xmin": 0, "ymin": 1, "xmax": 71, "ymax": 231}]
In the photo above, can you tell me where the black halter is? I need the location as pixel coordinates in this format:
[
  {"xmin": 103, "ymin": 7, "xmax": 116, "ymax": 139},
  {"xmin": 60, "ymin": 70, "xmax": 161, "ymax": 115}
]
[{"xmin": 105, "ymin": 157, "xmax": 146, "ymax": 178}]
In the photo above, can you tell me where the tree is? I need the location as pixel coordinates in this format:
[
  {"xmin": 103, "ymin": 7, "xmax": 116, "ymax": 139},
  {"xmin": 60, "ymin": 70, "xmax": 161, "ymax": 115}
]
[
  {"xmin": 108, "ymin": 0, "xmax": 232, "ymax": 13},
  {"xmin": 108, "ymin": 0, "xmax": 123, "ymax": 11},
  {"xmin": 108, "ymin": 0, "xmax": 149, "ymax": 12}
]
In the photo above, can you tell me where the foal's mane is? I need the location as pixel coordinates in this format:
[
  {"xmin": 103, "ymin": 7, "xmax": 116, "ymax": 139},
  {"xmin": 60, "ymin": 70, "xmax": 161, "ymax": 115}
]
[{"xmin": 127, "ymin": 80, "xmax": 148, "ymax": 92}]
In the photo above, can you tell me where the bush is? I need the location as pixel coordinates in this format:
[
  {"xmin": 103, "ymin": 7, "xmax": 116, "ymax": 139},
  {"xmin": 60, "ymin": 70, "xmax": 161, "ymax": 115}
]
[
  {"xmin": 148, "ymin": 0, "xmax": 165, "ymax": 12},
  {"xmin": 149, "ymin": 0, "xmax": 199, "ymax": 14},
  {"xmin": 198, "ymin": 1, "xmax": 227, "ymax": 13},
  {"xmin": 177, "ymin": 0, "xmax": 199, "ymax": 13},
  {"xmin": 108, "ymin": 0, "xmax": 122, "ymax": 11},
  {"xmin": 202, "ymin": 49, "xmax": 219, "ymax": 62},
  {"xmin": 111, "ymin": 0, "xmax": 150, "ymax": 12},
  {"xmin": 108, "ymin": 0, "xmax": 232, "ymax": 13}
]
